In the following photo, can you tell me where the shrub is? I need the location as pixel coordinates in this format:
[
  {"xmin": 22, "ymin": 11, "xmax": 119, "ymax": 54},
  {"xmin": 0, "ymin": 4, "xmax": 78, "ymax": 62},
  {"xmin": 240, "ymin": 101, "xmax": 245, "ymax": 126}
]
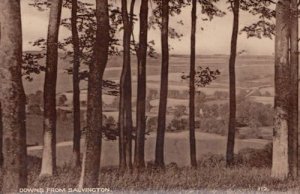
[
  {"xmin": 237, "ymin": 100, "xmax": 273, "ymax": 128},
  {"xmin": 198, "ymin": 153, "xmax": 226, "ymax": 168},
  {"xmin": 199, "ymin": 118, "xmax": 227, "ymax": 136},
  {"xmin": 146, "ymin": 116, "xmax": 158, "ymax": 132},
  {"xmin": 27, "ymin": 104, "xmax": 42, "ymax": 115},
  {"xmin": 198, "ymin": 143, "xmax": 272, "ymax": 169},
  {"xmin": 58, "ymin": 94, "xmax": 67, "ymax": 106},
  {"xmin": 235, "ymin": 143, "xmax": 272, "ymax": 168},
  {"xmin": 173, "ymin": 105, "xmax": 187, "ymax": 118},
  {"xmin": 167, "ymin": 117, "xmax": 188, "ymax": 132}
]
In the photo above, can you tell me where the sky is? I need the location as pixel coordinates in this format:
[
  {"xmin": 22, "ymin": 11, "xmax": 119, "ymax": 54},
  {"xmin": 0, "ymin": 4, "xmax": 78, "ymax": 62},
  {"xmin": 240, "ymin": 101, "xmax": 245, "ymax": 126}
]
[{"xmin": 21, "ymin": 0, "xmax": 275, "ymax": 55}]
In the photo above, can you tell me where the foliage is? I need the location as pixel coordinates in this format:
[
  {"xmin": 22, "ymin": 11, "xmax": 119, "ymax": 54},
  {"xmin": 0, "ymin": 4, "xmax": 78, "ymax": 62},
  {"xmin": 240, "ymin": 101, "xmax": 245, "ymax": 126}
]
[
  {"xmin": 173, "ymin": 105, "xmax": 187, "ymax": 118},
  {"xmin": 102, "ymin": 116, "xmax": 118, "ymax": 141},
  {"xmin": 28, "ymin": 0, "xmax": 121, "ymax": 95},
  {"xmin": 197, "ymin": 0, "xmax": 226, "ymax": 20},
  {"xmin": 146, "ymin": 116, "xmax": 158, "ymax": 132},
  {"xmin": 57, "ymin": 95, "xmax": 67, "ymax": 106},
  {"xmin": 236, "ymin": 143, "xmax": 272, "ymax": 168},
  {"xmin": 240, "ymin": 0, "xmax": 276, "ymax": 39},
  {"xmin": 182, "ymin": 67, "xmax": 220, "ymax": 87},
  {"xmin": 22, "ymin": 52, "xmax": 46, "ymax": 81},
  {"xmin": 167, "ymin": 117, "xmax": 188, "ymax": 132},
  {"xmin": 236, "ymin": 100, "xmax": 273, "ymax": 129},
  {"xmin": 81, "ymin": 115, "xmax": 119, "ymax": 141},
  {"xmin": 27, "ymin": 105, "xmax": 43, "ymax": 115},
  {"xmin": 199, "ymin": 118, "xmax": 227, "ymax": 136},
  {"xmin": 27, "ymin": 90, "xmax": 44, "ymax": 107},
  {"xmin": 198, "ymin": 100, "xmax": 273, "ymax": 138},
  {"xmin": 201, "ymin": 103, "xmax": 228, "ymax": 118},
  {"xmin": 149, "ymin": 0, "xmax": 188, "ymax": 40}
]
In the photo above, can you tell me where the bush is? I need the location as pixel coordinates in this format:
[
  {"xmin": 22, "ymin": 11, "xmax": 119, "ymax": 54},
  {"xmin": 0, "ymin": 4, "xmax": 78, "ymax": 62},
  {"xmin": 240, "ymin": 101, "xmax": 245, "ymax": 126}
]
[
  {"xmin": 199, "ymin": 143, "xmax": 272, "ymax": 169},
  {"xmin": 57, "ymin": 94, "xmax": 67, "ymax": 106},
  {"xmin": 235, "ymin": 143, "xmax": 272, "ymax": 168},
  {"xmin": 27, "ymin": 104, "xmax": 42, "ymax": 115},
  {"xmin": 237, "ymin": 100, "xmax": 273, "ymax": 128},
  {"xmin": 102, "ymin": 116, "xmax": 118, "ymax": 140},
  {"xmin": 167, "ymin": 117, "xmax": 188, "ymax": 132},
  {"xmin": 199, "ymin": 118, "xmax": 227, "ymax": 136},
  {"xmin": 173, "ymin": 105, "xmax": 187, "ymax": 118},
  {"xmin": 198, "ymin": 153, "xmax": 226, "ymax": 168},
  {"xmin": 146, "ymin": 117, "xmax": 158, "ymax": 132}
]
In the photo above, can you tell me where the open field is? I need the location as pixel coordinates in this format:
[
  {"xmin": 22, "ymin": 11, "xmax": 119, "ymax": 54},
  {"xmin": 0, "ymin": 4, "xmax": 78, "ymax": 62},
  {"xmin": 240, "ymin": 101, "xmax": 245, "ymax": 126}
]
[
  {"xmin": 11, "ymin": 54, "xmax": 293, "ymax": 192},
  {"xmin": 27, "ymin": 131, "xmax": 269, "ymax": 167},
  {"xmin": 23, "ymin": 55, "xmax": 275, "ymax": 95},
  {"xmin": 25, "ymin": 54, "xmax": 277, "ymax": 151}
]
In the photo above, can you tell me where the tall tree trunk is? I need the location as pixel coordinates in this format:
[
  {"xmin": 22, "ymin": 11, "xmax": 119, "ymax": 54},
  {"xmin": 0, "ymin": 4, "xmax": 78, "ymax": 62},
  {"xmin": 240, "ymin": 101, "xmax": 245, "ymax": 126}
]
[
  {"xmin": 71, "ymin": 0, "xmax": 81, "ymax": 168},
  {"xmin": 226, "ymin": 0, "xmax": 239, "ymax": 166},
  {"xmin": 78, "ymin": 0, "xmax": 109, "ymax": 188},
  {"xmin": 0, "ymin": 0, "xmax": 27, "ymax": 191},
  {"xmin": 272, "ymin": 0, "xmax": 290, "ymax": 180},
  {"xmin": 0, "ymin": 105, "xmax": 3, "ymax": 167},
  {"xmin": 289, "ymin": 0, "xmax": 298, "ymax": 179},
  {"xmin": 119, "ymin": 0, "xmax": 135, "ymax": 171},
  {"xmin": 134, "ymin": 0, "xmax": 148, "ymax": 170},
  {"xmin": 155, "ymin": 0, "xmax": 169, "ymax": 168},
  {"xmin": 189, "ymin": 0, "xmax": 197, "ymax": 168},
  {"xmin": 40, "ymin": 0, "xmax": 62, "ymax": 177}
]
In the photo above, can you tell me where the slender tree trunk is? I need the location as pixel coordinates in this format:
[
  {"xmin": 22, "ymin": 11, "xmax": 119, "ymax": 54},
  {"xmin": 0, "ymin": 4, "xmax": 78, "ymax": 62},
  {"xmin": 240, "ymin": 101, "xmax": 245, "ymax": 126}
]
[
  {"xmin": 272, "ymin": 0, "xmax": 290, "ymax": 180},
  {"xmin": 189, "ymin": 0, "xmax": 197, "ymax": 168},
  {"xmin": 226, "ymin": 0, "xmax": 239, "ymax": 166},
  {"xmin": 78, "ymin": 0, "xmax": 109, "ymax": 188},
  {"xmin": 71, "ymin": 0, "xmax": 81, "ymax": 168},
  {"xmin": 0, "ymin": 104, "xmax": 3, "ymax": 167},
  {"xmin": 288, "ymin": 0, "xmax": 298, "ymax": 179},
  {"xmin": 155, "ymin": 0, "xmax": 169, "ymax": 168},
  {"xmin": 40, "ymin": 0, "xmax": 62, "ymax": 177},
  {"xmin": 0, "ymin": 0, "xmax": 27, "ymax": 191},
  {"xmin": 134, "ymin": 0, "xmax": 148, "ymax": 170},
  {"xmin": 119, "ymin": 0, "xmax": 135, "ymax": 171}
]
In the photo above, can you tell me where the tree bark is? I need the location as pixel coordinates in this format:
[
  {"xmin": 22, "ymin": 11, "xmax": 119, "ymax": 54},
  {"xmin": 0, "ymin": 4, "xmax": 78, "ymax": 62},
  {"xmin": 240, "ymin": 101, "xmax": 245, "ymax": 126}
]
[
  {"xmin": 189, "ymin": 0, "xmax": 197, "ymax": 168},
  {"xmin": 226, "ymin": 0, "xmax": 239, "ymax": 166},
  {"xmin": 0, "ymin": 0, "xmax": 27, "ymax": 191},
  {"xmin": 134, "ymin": 0, "xmax": 148, "ymax": 170},
  {"xmin": 78, "ymin": 0, "xmax": 109, "ymax": 188},
  {"xmin": 155, "ymin": 0, "xmax": 169, "ymax": 168},
  {"xmin": 71, "ymin": 0, "xmax": 81, "ymax": 168},
  {"xmin": 40, "ymin": 0, "xmax": 62, "ymax": 177},
  {"xmin": 0, "ymin": 104, "xmax": 3, "ymax": 167},
  {"xmin": 119, "ymin": 0, "xmax": 135, "ymax": 171},
  {"xmin": 288, "ymin": 0, "xmax": 298, "ymax": 179},
  {"xmin": 272, "ymin": 0, "xmax": 290, "ymax": 180}
]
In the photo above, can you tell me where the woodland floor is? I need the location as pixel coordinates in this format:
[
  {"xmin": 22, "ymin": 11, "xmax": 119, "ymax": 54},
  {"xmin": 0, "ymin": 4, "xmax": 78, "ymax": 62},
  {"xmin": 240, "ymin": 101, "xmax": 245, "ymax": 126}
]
[
  {"xmin": 1, "ymin": 153, "xmax": 300, "ymax": 192},
  {"xmin": 1, "ymin": 139, "xmax": 296, "ymax": 192}
]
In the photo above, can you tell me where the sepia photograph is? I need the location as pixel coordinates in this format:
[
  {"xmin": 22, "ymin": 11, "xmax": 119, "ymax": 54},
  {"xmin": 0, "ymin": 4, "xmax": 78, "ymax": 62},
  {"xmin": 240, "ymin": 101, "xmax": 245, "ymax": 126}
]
[{"xmin": 0, "ymin": 0, "xmax": 299, "ymax": 193}]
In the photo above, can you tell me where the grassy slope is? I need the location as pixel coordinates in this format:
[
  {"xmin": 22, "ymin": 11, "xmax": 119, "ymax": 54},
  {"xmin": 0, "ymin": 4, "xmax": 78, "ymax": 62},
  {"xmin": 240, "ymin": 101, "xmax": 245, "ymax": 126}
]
[
  {"xmin": 12, "ymin": 154, "xmax": 300, "ymax": 192},
  {"xmin": 28, "ymin": 130, "xmax": 269, "ymax": 167},
  {"xmin": 26, "ymin": 115, "xmax": 79, "ymax": 145},
  {"xmin": 16, "ymin": 55, "xmax": 281, "ymax": 191}
]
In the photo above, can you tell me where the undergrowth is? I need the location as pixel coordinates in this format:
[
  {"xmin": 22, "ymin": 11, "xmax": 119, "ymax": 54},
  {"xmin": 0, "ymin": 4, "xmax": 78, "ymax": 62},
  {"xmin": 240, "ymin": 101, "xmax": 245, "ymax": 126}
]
[{"xmin": 1, "ymin": 144, "xmax": 299, "ymax": 192}]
